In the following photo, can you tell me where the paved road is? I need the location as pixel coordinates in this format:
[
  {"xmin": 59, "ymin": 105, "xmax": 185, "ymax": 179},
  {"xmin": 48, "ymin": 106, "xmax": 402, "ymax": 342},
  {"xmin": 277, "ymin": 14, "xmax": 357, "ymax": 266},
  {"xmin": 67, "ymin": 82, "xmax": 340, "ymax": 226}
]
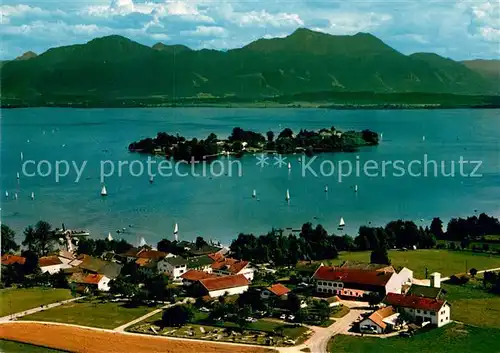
[
  {"xmin": 0, "ymin": 296, "xmax": 86, "ymax": 322},
  {"xmin": 441, "ymin": 267, "xmax": 500, "ymax": 282}
]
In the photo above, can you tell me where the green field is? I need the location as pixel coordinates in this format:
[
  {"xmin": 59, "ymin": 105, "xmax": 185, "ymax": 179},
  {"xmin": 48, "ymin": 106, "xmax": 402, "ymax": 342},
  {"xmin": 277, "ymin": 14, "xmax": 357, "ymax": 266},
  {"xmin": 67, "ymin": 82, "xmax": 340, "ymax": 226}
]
[
  {"xmin": 328, "ymin": 323, "xmax": 500, "ymax": 353},
  {"xmin": 326, "ymin": 250, "xmax": 500, "ymax": 278},
  {"xmin": 443, "ymin": 280, "xmax": 500, "ymax": 328},
  {"xmin": 0, "ymin": 340, "xmax": 67, "ymax": 353},
  {"xmin": 0, "ymin": 288, "xmax": 75, "ymax": 317},
  {"xmin": 20, "ymin": 300, "xmax": 156, "ymax": 329}
]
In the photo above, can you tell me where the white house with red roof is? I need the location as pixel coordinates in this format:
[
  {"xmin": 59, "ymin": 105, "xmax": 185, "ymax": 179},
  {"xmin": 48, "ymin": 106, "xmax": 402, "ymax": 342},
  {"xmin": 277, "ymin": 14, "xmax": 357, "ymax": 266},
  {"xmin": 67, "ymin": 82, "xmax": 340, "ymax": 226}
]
[
  {"xmin": 198, "ymin": 274, "xmax": 250, "ymax": 298},
  {"xmin": 211, "ymin": 258, "xmax": 255, "ymax": 281},
  {"xmin": 312, "ymin": 265, "xmax": 405, "ymax": 299},
  {"xmin": 39, "ymin": 255, "xmax": 72, "ymax": 274},
  {"xmin": 261, "ymin": 283, "xmax": 291, "ymax": 300},
  {"xmin": 383, "ymin": 292, "xmax": 451, "ymax": 327},
  {"xmin": 180, "ymin": 269, "xmax": 218, "ymax": 286}
]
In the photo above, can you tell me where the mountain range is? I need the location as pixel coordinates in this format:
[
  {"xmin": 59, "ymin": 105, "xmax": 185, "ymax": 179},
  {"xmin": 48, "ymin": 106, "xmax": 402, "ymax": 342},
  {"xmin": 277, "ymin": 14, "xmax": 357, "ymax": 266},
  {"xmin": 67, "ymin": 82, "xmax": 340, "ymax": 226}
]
[{"xmin": 1, "ymin": 28, "xmax": 499, "ymax": 107}]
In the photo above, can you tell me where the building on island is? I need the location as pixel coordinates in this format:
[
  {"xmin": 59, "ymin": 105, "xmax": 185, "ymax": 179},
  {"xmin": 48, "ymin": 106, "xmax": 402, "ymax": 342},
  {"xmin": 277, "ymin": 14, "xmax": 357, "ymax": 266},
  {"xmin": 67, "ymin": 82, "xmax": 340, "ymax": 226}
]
[
  {"xmin": 383, "ymin": 292, "xmax": 451, "ymax": 327},
  {"xmin": 359, "ymin": 306, "xmax": 400, "ymax": 334}
]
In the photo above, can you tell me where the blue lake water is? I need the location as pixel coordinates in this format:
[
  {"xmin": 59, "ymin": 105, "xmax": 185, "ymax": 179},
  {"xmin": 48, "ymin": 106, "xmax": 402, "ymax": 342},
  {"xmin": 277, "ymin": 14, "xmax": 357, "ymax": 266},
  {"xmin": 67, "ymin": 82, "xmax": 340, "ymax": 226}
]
[{"xmin": 1, "ymin": 108, "xmax": 499, "ymax": 246}]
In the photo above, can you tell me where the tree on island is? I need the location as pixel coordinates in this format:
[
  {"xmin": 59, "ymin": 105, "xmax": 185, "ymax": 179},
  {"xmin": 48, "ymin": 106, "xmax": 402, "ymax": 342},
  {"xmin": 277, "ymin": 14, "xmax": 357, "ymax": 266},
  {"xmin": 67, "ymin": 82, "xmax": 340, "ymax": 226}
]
[{"xmin": 1, "ymin": 224, "xmax": 19, "ymax": 254}]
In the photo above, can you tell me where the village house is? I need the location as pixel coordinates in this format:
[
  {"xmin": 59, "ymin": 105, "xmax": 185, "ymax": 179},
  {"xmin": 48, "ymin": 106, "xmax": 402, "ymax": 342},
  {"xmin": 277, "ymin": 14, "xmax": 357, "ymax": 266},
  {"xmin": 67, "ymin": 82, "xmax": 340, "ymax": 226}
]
[
  {"xmin": 39, "ymin": 256, "xmax": 72, "ymax": 274},
  {"xmin": 323, "ymin": 295, "xmax": 342, "ymax": 308},
  {"xmin": 1, "ymin": 254, "xmax": 26, "ymax": 266},
  {"xmin": 211, "ymin": 258, "xmax": 255, "ymax": 281},
  {"xmin": 119, "ymin": 247, "xmax": 174, "ymax": 263},
  {"xmin": 359, "ymin": 306, "xmax": 400, "ymax": 334},
  {"xmin": 157, "ymin": 256, "xmax": 188, "ymax": 280},
  {"xmin": 261, "ymin": 283, "xmax": 291, "ymax": 300},
  {"xmin": 73, "ymin": 254, "xmax": 123, "ymax": 279},
  {"xmin": 180, "ymin": 269, "xmax": 218, "ymax": 286},
  {"xmin": 197, "ymin": 274, "xmax": 250, "ymax": 298},
  {"xmin": 186, "ymin": 255, "xmax": 214, "ymax": 273},
  {"xmin": 69, "ymin": 272, "xmax": 111, "ymax": 292},
  {"xmin": 383, "ymin": 292, "xmax": 451, "ymax": 327},
  {"xmin": 312, "ymin": 265, "xmax": 413, "ymax": 299}
]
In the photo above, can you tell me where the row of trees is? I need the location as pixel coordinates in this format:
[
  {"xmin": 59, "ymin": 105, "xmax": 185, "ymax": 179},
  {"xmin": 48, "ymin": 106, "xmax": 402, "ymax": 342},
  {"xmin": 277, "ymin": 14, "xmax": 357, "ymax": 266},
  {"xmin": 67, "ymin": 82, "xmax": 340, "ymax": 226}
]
[
  {"xmin": 431, "ymin": 213, "xmax": 500, "ymax": 241},
  {"xmin": 230, "ymin": 223, "xmax": 342, "ymax": 265}
]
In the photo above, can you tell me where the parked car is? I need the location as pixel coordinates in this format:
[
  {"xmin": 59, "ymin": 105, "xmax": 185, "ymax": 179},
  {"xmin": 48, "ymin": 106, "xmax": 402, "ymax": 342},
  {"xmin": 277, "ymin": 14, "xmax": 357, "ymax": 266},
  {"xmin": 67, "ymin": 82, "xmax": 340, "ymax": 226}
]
[
  {"xmin": 280, "ymin": 314, "xmax": 287, "ymax": 320},
  {"xmin": 287, "ymin": 315, "xmax": 295, "ymax": 321},
  {"xmin": 245, "ymin": 317, "xmax": 257, "ymax": 323},
  {"xmin": 199, "ymin": 307, "xmax": 210, "ymax": 312}
]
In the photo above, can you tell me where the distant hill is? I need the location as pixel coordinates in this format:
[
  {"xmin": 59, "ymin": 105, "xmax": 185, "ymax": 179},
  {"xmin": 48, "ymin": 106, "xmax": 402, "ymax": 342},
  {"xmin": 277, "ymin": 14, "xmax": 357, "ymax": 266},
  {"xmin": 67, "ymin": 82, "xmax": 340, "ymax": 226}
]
[
  {"xmin": 1, "ymin": 28, "xmax": 498, "ymax": 106},
  {"xmin": 15, "ymin": 51, "xmax": 38, "ymax": 61},
  {"xmin": 462, "ymin": 60, "xmax": 500, "ymax": 80}
]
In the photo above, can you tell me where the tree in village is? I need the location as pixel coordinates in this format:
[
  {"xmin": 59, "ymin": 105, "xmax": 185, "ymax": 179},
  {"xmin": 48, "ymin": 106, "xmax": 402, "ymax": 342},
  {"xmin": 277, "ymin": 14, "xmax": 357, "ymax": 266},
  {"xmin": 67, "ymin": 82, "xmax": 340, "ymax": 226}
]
[
  {"xmin": 1, "ymin": 224, "xmax": 19, "ymax": 254},
  {"xmin": 22, "ymin": 221, "xmax": 57, "ymax": 257},
  {"xmin": 162, "ymin": 305, "xmax": 195, "ymax": 327},
  {"xmin": 370, "ymin": 245, "xmax": 391, "ymax": 265},
  {"xmin": 469, "ymin": 268, "xmax": 478, "ymax": 278},
  {"xmin": 430, "ymin": 217, "xmax": 445, "ymax": 239},
  {"xmin": 285, "ymin": 292, "xmax": 302, "ymax": 314}
]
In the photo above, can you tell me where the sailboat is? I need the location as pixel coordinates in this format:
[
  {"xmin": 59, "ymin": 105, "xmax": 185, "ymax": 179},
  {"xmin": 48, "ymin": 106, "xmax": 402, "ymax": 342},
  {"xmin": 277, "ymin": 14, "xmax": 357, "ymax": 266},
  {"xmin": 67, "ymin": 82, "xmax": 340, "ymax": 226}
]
[
  {"xmin": 20, "ymin": 152, "xmax": 24, "ymax": 161},
  {"xmin": 324, "ymin": 185, "xmax": 328, "ymax": 193},
  {"xmin": 288, "ymin": 162, "xmax": 292, "ymax": 170},
  {"xmin": 31, "ymin": 192, "xmax": 35, "ymax": 200},
  {"xmin": 380, "ymin": 132, "xmax": 384, "ymax": 141},
  {"xmin": 252, "ymin": 189, "xmax": 257, "ymax": 198},
  {"xmin": 5, "ymin": 191, "xmax": 9, "ymax": 198},
  {"xmin": 107, "ymin": 232, "xmax": 113, "ymax": 241},
  {"xmin": 14, "ymin": 193, "xmax": 18, "ymax": 200},
  {"xmin": 339, "ymin": 217, "xmax": 345, "ymax": 227},
  {"xmin": 422, "ymin": 135, "xmax": 426, "ymax": 142},
  {"xmin": 285, "ymin": 189, "xmax": 290, "ymax": 202},
  {"xmin": 139, "ymin": 237, "xmax": 147, "ymax": 247},
  {"xmin": 354, "ymin": 184, "xmax": 358, "ymax": 193},
  {"xmin": 16, "ymin": 172, "xmax": 20, "ymax": 180},
  {"xmin": 173, "ymin": 223, "xmax": 179, "ymax": 241},
  {"xmin": 101, "ymin": 185, "xmax": 108, "ymax": 196},
  {"xmin": 149, "ymin": 175, "xmax": 154, "ymax": 183}
]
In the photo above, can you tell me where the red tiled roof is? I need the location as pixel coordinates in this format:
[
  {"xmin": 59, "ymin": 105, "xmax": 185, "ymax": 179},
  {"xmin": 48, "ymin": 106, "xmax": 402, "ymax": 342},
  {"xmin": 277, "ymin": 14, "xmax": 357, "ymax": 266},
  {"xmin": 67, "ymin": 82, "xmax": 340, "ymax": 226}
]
[
  {"xmin": 199, "ymin": 274, "xmax": 249, "ymax": 292},
  {"xmin": 211, "ymin": 258, "xmax": 248, "ymax": 274},
  {"xmin": 181, "ymin": 270, "xmax": 218, "ymax": 281},
  {"xmin": 208, "ymin": 253, "xmax": 224, "ymax": 261},
  {"xmin": 384, "ymin": 293, "xmax": 446, "ymax": 311},
  {"xmin": 267, "ymin": 283, "xmax": 291, "ymax": 297},
  {"xmin": 366, "ymin": 306, "xmax": 396, "ymax": 330},
  {"xmin": 135, "ymin": 258, "xmax": 151, "ymax": 266},
  {"xmin": 313, "ymin": 266, "xmax": 394, "ymax": 287},
  {"xmin": 137, "ymin": 250, "xmax": 168, "ymax": 259},
  {"xmin": 1, "ymin": 254, "xmax": 26, "ymax": 265},
  {"xmin": 83, "ymin": 274, "xmax": 104, "ymax": 285},
  {"xmin": 39, "ymin": 256, "xmax": 63, "ymax": 267}
]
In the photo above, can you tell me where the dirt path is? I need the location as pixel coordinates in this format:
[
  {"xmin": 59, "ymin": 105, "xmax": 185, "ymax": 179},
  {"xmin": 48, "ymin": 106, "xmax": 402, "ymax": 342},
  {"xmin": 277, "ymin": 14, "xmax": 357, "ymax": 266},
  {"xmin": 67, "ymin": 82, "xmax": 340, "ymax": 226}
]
[{"xmin": 0, "ymin": 321, "xmax": 277, "ymax": 353}]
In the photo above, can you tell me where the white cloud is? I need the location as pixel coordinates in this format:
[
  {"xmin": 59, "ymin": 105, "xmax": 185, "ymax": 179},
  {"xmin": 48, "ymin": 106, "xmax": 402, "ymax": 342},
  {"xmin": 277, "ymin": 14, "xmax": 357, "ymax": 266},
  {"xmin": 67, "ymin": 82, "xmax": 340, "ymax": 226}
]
[{"xmin": 181, "ymin": 25, "xmax": 227, "ymax": 37}]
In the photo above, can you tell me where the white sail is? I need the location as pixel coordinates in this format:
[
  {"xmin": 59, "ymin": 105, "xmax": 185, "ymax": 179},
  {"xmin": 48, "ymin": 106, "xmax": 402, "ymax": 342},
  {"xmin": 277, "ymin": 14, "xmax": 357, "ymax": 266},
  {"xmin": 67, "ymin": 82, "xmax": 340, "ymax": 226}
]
[
  {"xmin": 324, "ymin": 185, "xmax": 328, "ymax": 193},
  {"xmin": 286, "ymin": 189, "xmax": 290, "ymax": 201},
  {"xmin": 380, "ymin": 132, "xmax": 383, "ymax": 141},
  {"xmin": 101, "ymin": 185, "xmax": 108, "ymax": 196},
  {"xmin": 173, "ymin": 223, "xmax": 179, "ymax": 241},
  {"xmin": 150, "ymin": 175, "xmax": 154, "ymax": 183},
  {"xmin": 288, "ymin": 162, "xmax": 292, "ymax": 169},
  {"xmin": 252, "ymin": 189, "xmax": 257, "ymax": 198},
  {"xmin": 107, "ymin": 232, "xmax": 113, "ymax": 241},
  {"xmin": 14, "ymin": 193, "xmax": 18, "ymax": 200},
  {"xmin": 422, "ymin": 135, "xmax": 426, "ymax": 142},
  {"xmin": 31, "ymin": 192, "xmax": 35, "ymax": 200},
  {"xmin": 139, "ymin": 237, "xmax": 147, "ymax": 247},
  {"xmin": 354, "ymin": 184, "xmax": 358, "ymax": 192},
  {"xmin": 5, "ymin": 191, "xmax": 9, "ymax": 198},
  {"xmin": 20, "ymin": 152, "xmax": 24, "ymax": 161},
  {"xmin": 17, "ymin": 172, "xmax": 20, "ymax": 179},
  {"xmin": 339, "ymin": 217, "xmax": 345, "ymax": 227}
]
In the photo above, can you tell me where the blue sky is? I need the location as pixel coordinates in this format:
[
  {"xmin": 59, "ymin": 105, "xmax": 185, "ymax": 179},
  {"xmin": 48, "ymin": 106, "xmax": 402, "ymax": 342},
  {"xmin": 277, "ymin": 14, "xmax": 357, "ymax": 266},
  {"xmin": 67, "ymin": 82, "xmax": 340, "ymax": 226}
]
[{"xmin": 1, "ymin": 0, "xmax": 499, "ymax": 60}]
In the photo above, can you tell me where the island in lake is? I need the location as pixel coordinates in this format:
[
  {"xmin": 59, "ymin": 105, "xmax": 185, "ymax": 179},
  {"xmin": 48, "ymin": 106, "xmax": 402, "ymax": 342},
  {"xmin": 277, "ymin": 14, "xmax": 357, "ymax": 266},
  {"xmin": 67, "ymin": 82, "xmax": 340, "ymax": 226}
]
[{"xmin": 129, "ymin": 127, "xmax": 379, "ymax": 161}]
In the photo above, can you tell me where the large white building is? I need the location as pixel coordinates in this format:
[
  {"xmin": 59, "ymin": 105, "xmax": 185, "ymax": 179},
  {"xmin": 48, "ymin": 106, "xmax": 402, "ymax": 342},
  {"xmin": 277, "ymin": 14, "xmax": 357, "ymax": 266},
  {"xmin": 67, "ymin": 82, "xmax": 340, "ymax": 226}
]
[
  {"xmin": 312, "ymin": 265, "xmax": 412, "ymax": 299},
  {"xmin": 39, "ymin": 256, "xmax": 72, "ymax": 274},
  {"xmin": 384, "ymin": 293, "xmax": 451, "ymax": 327},
  {"xmin": 157, "ymin": 257, "xmax": 188, "ymax": 280},
  {"xmin": 198, "ymin": 274, "xmax": 249, "ymax": 298}
]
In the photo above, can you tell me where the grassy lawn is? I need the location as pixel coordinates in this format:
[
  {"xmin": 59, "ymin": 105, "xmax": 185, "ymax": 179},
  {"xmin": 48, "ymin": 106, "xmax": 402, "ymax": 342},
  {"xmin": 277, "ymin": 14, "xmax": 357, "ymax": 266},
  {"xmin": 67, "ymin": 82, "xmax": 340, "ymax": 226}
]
[
  {"xmin": 331, "ymin": 305, "xmax": 350, "ymax": 319},
  {"xmin": 443, "ymin": 280, "xmax": 500, "ymax": 328},
  {"xmin": 328, "ymin": 323, "xmax": 500, "ymax": 353},
  {"xmin": 20, "ymin": 299, "xmax": 157, "ymax": 329},
  {"xmin": 324, "ymin": 250, "xmax": 500, "ymax": 278},
  {"xmin": 0, "ymin": 340, "xmax": 67, "ymax": 353},
  {"xmin": 0, "ymin": 287, "xmax": 75, "ymax": 317}
]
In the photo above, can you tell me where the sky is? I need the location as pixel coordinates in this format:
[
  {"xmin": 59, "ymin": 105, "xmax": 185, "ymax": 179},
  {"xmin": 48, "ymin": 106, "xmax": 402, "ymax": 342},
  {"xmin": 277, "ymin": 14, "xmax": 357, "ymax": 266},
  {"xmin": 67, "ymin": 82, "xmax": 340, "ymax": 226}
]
[{"xmin": 1, "ymin": 0, "xmax": 499, "ymax": 60}]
